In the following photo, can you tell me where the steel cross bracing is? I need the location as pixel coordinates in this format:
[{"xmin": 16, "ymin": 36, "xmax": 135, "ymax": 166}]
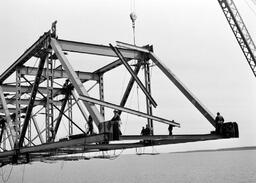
[
  {"xmin": 218, "ymin": 0, "xmax": 256, "ymax": 77},
  {"xmin": 0, "ymin": 25, "xmax": 238, "ymax": 166}
]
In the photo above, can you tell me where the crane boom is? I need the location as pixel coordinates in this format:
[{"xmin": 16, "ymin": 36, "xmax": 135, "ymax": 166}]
[{"xmin": 218, "ymin": 0, "xmax": 256, "ymax": 77}]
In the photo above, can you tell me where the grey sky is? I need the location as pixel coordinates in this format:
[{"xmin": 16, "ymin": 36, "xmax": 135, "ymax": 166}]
[{"xmin": 0, "ymin": 0, "xmax": 255, "ymax": 154}]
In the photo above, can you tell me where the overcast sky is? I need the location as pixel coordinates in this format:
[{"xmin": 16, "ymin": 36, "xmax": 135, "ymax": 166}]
[{"xmin": 0, "ymin": 0, "xmax": 256, "ymax": 154}]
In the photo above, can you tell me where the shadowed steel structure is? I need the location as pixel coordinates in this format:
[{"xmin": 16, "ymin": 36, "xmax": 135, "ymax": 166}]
[{"xmin": 0, "ymin": 19, "xmax": 240, "ymax": 166}]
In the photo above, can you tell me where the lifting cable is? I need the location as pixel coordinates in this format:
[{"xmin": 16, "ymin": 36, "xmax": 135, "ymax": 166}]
[{"xmin": 129, "ymin": 0, "xmax": 141, "ymax": 112}]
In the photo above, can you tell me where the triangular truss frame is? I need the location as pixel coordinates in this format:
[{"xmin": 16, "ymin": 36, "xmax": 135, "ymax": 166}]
[{"xmin": 0, "ymin": 24, "xmax": 238, "ymax": 166}]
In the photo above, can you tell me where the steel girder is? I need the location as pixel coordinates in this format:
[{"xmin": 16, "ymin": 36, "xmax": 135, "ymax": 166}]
[
  {"xmin": 18, "ymin": 55, "xmax": 47, "ymax": 147},
  {"xmin": 0, "ymin": 26, "xmax": 238, "ymax": 166},
  {"xmin": 58, "ymin": 39, "xmax": 142, "ymax": 59},
  {"xmin": 0, "ymin": 32, "xmax": 51, "ymax": 84}
]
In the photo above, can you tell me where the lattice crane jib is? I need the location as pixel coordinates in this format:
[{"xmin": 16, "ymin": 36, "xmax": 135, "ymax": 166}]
[{"xmin": 218, "ymin": 0, "xmax": 256, "ymax": 77}]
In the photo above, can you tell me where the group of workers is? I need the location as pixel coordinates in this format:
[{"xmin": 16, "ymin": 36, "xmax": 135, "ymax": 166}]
[
  {"xmin": 86, "ymin": 110, "xmax": 224, "ymax": 136},
  {"xmin": 140, "ymin": 124, "xmax": 152, "ymax": 136},
  {"xmin": 140, "ymin": 123, "xmax": 174, "ymax": 136},
  {"xmin": 86, "ymin": 110, "xmax": 122, "ymax": 137}
]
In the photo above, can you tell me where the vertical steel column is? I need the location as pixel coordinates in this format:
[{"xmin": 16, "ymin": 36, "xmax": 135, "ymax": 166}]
[
  {"xmin": 99, "ymin": 74, "xmax": 105, "ymax": 119},
  {"xmin": 0, "ymin": 86, "xmax": 16, "ymax": 149},
  {"xmin": 16, "ymin": 67, "xmax": 22, "ymax": 135},
  {"xmin": 46, "ymin": 55, "xmax": 54, "ymax": 142},
  {"xmin": 27, "ymin": 120, "xmax": 31, "ymax": 146},
  {"xmin": 144, "ymin": 62, "xmax": 153, "ymax": 134},
  {"xmin": 3, "ymin": 131, "xmax": 6, "ymax": 150},
  {"xmin": 68, "ymin": 96, "xmax": 73, "ymax": 135}
]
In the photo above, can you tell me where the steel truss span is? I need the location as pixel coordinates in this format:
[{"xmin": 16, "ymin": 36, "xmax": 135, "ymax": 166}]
[{"xmin": 0, "ymin": 24, "xmax": 238, "ymax": 167}]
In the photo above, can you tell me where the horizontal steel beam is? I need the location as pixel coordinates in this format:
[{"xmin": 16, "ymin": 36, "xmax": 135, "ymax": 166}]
[
  {"xmin": 120, "ymin": 134, "xmax": 223, "ymax": 141},
  {"xmin": 116, "ymin": 41, "xmax": 151, "ymax": 53},
  {"xmin": 20, "ymin": 133, "xmax": 109, "ymax": 154},
  {"xmin": 58, "ymin": 39, "xmax": 143, "ymax": 59},
  {"xmin": 0, "ymin": 108, "xmax": 20, "ymax": 114},
  {"xmin": 0, "ymin": 133, "xmax": 229, "ymax": 164},
  {"xmin": 93, "ymin": 58, "xmax": 132, "ymax": 74},
  {"xmin": 0, "ymin": 133, "xmax": 109, "ymax": 158},
  {"xmin": 49, "ymin": 134, "xmax": 223, "ymax": 151},
  {"xmin": 1, "ymin": 84, "xmax": 63, "ymax": 95},
  {"xmin": 0, "ymin": 32, "xmax": 50, "ymax": 84},
  {"xmin": 2, "ymin": 98, "xmax": 62, "ymax": 106},
  {"xmin": 79, "ymin": 95, "xmax": 180, "ymax": 127},
  {"xmin": 19, "ymin": 66, "xmax": 99, "ymax": 81}
]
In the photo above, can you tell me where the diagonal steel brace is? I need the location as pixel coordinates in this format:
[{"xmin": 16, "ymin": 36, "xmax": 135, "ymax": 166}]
[{"xmin": 109, "ymin": 44, "xmax": 157, "ymax": 108}]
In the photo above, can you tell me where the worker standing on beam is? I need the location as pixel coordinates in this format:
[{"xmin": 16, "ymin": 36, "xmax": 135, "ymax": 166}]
[
  {"xmin": 168, "ymin": 124, "xmax": 174, "ymax": 136},
  {"xmin": 215, "ymin": 112, "xmax": 224, "ymax": 134},
  {"xmin": 111, "ymin": 110, "xmax": 122, "ymax": 140},
  {"xmin": 87, "ymin": 115, "xmax": 94, "ymax": 135}
]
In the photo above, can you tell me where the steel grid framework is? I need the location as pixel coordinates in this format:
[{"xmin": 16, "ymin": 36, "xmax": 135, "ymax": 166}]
[{"xmin": 0, "ymin": 24, "xmax": 238, "ymax": 166}]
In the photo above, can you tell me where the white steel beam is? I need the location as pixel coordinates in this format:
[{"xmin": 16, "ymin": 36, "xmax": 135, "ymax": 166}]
[
  {"xmin": 51, "ymin": 38, "xmax": 104, "ymax": 126},
  {"xmin": 3, "ymin": 98, "xmax": 62, "ymax": 106},
  {"xmin": 0, "ymin": 32, "xmax": 50, "ymax": 84},
  {"xmin": 58, "ymin": 39, "xmax": 142, "ymax": 59},
  {"xmin": 20, "ymin": 133, "xmax": 108, "ymax": 154},
  {"xmin": 19, "ymin": 66, "xmax": 99, "ymax": 81},
  {"xmin": 1, "ymin": 84, "xmax": 62, "ymax": 95},
  {"xmin": 79, "ymin": 95, "xmax": 180, "ymax": 127},
  {"xmin": 120, "ymin": 134, "xmax": 222, "ymax": 141},
  {"xmin": 149, "ymin": 53, "xmax": 216, "ymax": 127},
  {"xmin": 116, "ymin": 41, "xmax": 150, "ymax": 53}
]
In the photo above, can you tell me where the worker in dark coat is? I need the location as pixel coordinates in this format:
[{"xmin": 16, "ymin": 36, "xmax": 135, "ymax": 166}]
[
  {"xmin": 144, "ymin": 124, "xmax": 151, "ymax": 136},
  {"xmin": 215, "ymin": 112, "xmax": 224, "ymax": 134},
  {"xmin": 168, "ymin": 124, "xmax": 173, "ymax": 136},
  {"xmin": 87, "ymin": 115, "xmax": 93, "ymax": 135},
  {"xmin": 141, "ymin": 127, "xmax": 146, "ymax": 136},
  {"xmin": 111, "ymin": 110, "xmax": 122, "ymax": 140},
  {"xmin": 0, "ymin": 117, "xmax": 5, "ymax": 129}
]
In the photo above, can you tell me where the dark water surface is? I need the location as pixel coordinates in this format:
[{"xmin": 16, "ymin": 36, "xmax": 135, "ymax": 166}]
[{"xmin": 3, "ymin": 149, "xmax": 256, "ymax": 183}]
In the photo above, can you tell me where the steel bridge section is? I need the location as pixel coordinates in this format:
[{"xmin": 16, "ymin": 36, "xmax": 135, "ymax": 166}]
[{"xmin": 0, "ymin": 25, "xmax": 238, "ymax": 166}]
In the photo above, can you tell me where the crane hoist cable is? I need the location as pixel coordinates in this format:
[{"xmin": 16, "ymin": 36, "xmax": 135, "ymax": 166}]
[{"xmin": 129, "ymin": 0, "xmax": 141, "ymax": 112}]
